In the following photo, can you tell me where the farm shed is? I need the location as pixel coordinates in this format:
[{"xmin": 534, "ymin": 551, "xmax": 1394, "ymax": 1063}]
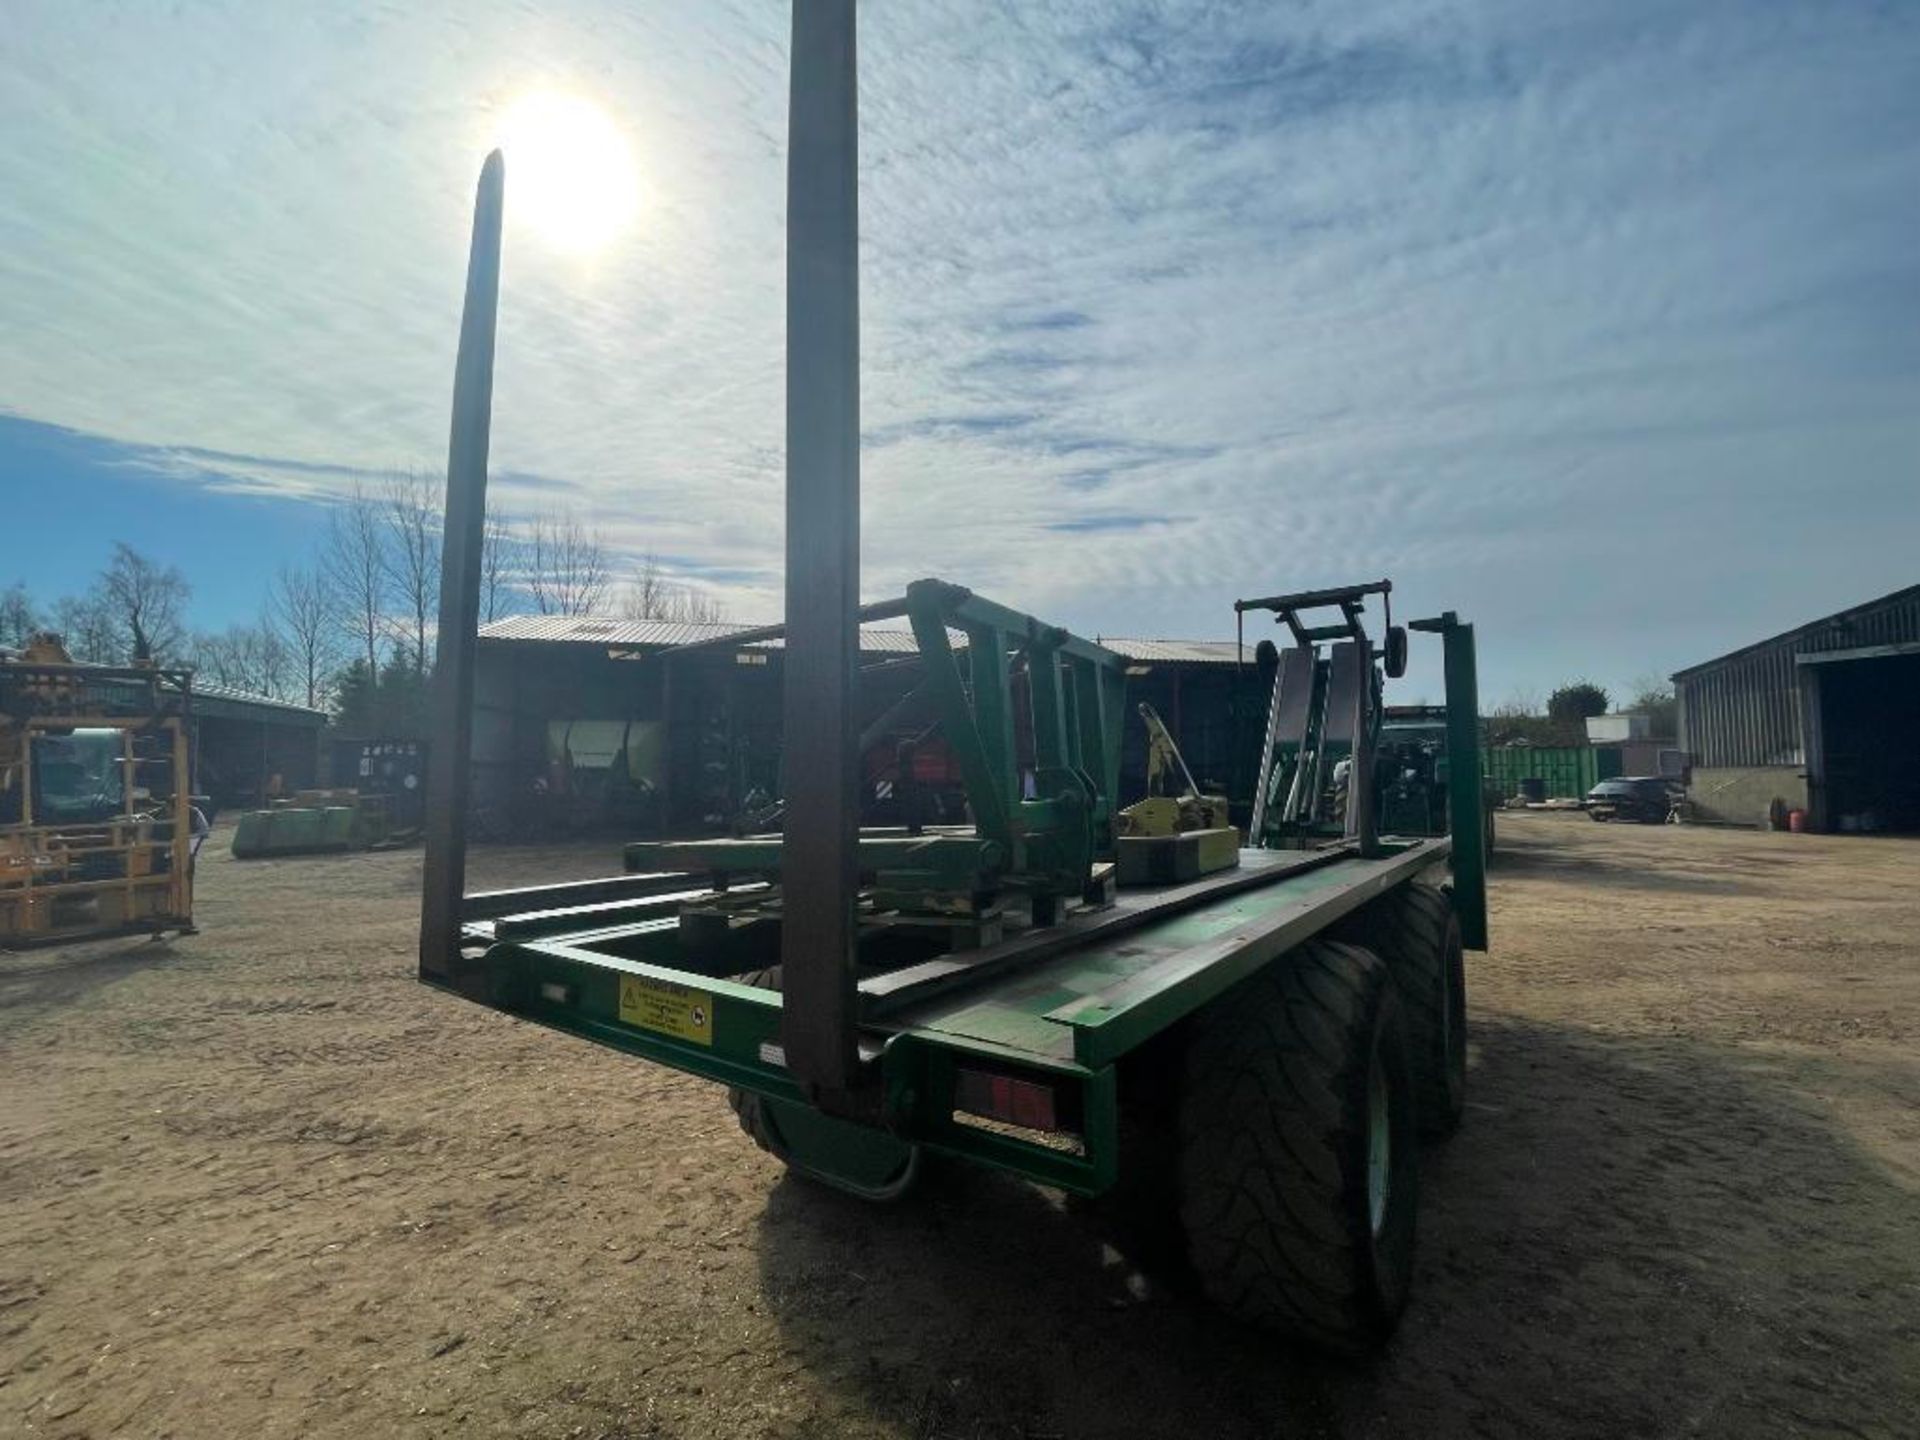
[
  {"xmin": 1673, "ymin": 583, "xmax": 1920, "ymax": 831},
  {"xmin": 471, "ymin": 617, "xmax": 1262, "ymax": 836},
  {"xmin": 472, "ymin": 615, "xmax": 937, "ymax": 836},
  {"xmin": 1095, "ymin": 637, "xmax": 1252, "ymax": 801},
  {"xmin": 190, "ymin": 684, "xmax": 329, "ymax": 810}
]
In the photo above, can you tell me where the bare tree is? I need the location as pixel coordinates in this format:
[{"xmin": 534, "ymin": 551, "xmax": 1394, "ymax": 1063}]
[
  {"xmin": 186, "ymin": 630, "xmax": 239, "ymax": 689},
  {"xmin": 678, "ymin": 586, "xmax": 727, "ymax": 624},
  {"xmin": 1628, "ymin": 673, "xmax": 1678, "ymax": 738},
  {"xmin": 619, "ymin": 554, "xmax": 728, "ymax": 624},
  {"xmin": 1491, "ymin": 687, "xmax": 1541, "ymax": 719},
  {"xmin": 480, "ymin": 515, "xmax": 519, "ymax": 624},
  {"xmin": 52, "ymin": 591, "xmax": 119, "ymax": 663},
  {"xmin": 101, "ymin": 542, "xmax": 189, "ymax": 662},
  {"xmin": 256, "ymin": 624, "xmax": 291, "ymax": 698},
  {"xmin": 383, "ymin": 470, "xmax": 440, "ymax": 673},
  {"xmin": 526, "ymin": 510, "xmax": 610, "ymax": 617},
  {"xmin": 191, "ymin": 625, "xmax": 285, "ymax": 695},
  {"xmin": 0, "ymin": 583, "xmax": 39, "ymax": 649},
  {"xmin": 325, "ymin": 482, "xmax": 389, "ymax": 681},
  {"xmin": 270, "ymin": 563, "xmax": 336, "ymax": 708},
  {"xmin": 622, "ymin": 554, "xmax": 675, "ymax": 621}
]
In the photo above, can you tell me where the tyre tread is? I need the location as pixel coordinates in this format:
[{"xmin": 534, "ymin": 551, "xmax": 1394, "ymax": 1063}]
[
  {"xmin": 1178, "ymin": 940, "xmax": 1413, "ymax": 1351},
  {"xmin": 1336, "ymin": 883, "xmax": 1465, "ymax": 1137}
]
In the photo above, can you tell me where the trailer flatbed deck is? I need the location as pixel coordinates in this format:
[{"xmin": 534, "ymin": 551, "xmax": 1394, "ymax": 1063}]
[{"xmin": 440, "ymin": 835, "xmax": 1451, "ymax": 1197}]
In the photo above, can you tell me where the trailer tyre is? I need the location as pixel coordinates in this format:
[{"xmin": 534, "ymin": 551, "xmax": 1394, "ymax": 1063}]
[
  {"xmin": 1178, "ymin": 941, "xmax": 1418, "ymax": 1352},
  {"xmin": 1337, "ymin": 883, "xmax": 1467, "ymax": 1138},
  {"xmin": 727, "ymin": 967, "xmax": 790, "ymax": 1158},
  {"xmin": 726, "ymin": 968, "xmax": 923, "ymax": 1204}
]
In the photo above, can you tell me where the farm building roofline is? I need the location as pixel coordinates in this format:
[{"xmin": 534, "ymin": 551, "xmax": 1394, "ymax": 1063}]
[
  {"xmin": 478, "ymin": 615, "xmax": 1245, "ymax": 665},
  {"xmin": 1670, "ymin": 582, "xmax": 1920, "ymax": 682}
]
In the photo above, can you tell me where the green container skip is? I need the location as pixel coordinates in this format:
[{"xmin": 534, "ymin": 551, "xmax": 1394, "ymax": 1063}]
[
  {"xmin": 230, "ymin": 809, "xmax": 276, "ymax": 859},
  {"xmin": 272, "ymin": 808, "xmax": 326, "ymax": 852},
  {"xmin": 230, "ymin": 805, "xmax": 358, "ymax": 858},
  {"xmin": 320, "ymin": 807, "xmax": 357, "ymax": 850},
  {"xmin": 1481, "ymin": 745, "xmax": 1623, "ymax": 801}
]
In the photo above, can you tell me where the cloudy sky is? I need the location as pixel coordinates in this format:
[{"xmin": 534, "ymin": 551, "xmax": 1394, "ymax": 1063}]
[{"xmin": 2, "ymin": 0, "xmax": 1916, "ymax": 704}]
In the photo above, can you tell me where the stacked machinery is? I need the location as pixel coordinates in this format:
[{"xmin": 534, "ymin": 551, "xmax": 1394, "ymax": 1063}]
[{"xmin": 0, "ymin": 634, "xmax": 195, "ymax": 947}]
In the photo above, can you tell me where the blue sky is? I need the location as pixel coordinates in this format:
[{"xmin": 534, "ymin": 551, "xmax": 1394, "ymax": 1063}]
[{"xmin": 2, "ymin": 0, "xmax": 1916, "ymax": 706}]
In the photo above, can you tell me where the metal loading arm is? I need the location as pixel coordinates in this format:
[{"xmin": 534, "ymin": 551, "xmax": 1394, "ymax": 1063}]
[
  {"xmin": 1236, "ymin": 580, "xmax": 1393, "ymax": 649},
  {"xmin": 1138, "ymin": 701, "xmax": 1201, "ymax": 800},
  {"xmin": 1240, "ymin": 582, "xmax": 1392, "ymax": 855}
]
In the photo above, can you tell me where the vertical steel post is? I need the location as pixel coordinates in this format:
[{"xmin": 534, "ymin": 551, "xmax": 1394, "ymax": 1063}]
[
  {"xmin": 1435, "ymin": 615, "xmax": 1488, "ymax": 950},
  {"xmin": 779, "ymin": 0, "xmax": 862, "ymax": 1106},
  {"xmin": 171, "ymin": 715, "xmax": 191, "ymax": 922},
  {"xmin": 420, "ymin": 150, "xmax": 505, "ymax": 988},
  {"xmin": 906, "ymin": 603, "xmax": 1010, "ymax": 846},
  {"xmin": 1028, "ymin": 641, "xmax": 1068, "ymax": 769},
  {"xmin": 965, "ymin": 625, "xmax": 1016, "ymax": 812},
  {"xmin": 1797, "ymin": 664, "xmax": 1826, "ymax": 832},
  {"xmin": 659, "ymin": 661, "xmax": 674, "ymax": 839}
]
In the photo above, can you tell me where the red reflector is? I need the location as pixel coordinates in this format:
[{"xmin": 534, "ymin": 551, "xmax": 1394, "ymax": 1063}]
[{"xmin": 955, "ymin": 1068, "xmax": 1059, "ymax": 1132}]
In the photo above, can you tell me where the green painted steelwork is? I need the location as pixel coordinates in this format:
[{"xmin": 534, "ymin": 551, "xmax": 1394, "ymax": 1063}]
[
  {"xmin": 906, "ymin": 600, "xmax": 1011, "ymax": 844},
  {"xmin": 1412, "ymin": 612, "xmax": 1489, "ymax": 951},
  {"xmin": 636, "ymin": 577, "xmax": 1128, "ymax": 919},
  {"xmin": 1439, "ymin": 618, "xmax": 1489, "ymax": 951},
  {"xmin": 447, "ymin": 833, "xmax": 1449, "ymax": 1197},
  {"xmin": 623, "ymin": 833, "xmax": 1004, "ymax": 883}
]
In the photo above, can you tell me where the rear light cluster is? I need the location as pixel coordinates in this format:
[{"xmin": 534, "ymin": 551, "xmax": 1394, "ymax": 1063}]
[{"xmin": 954, "ymin": 1066, "xmax": 1081, "ymax": 1134}]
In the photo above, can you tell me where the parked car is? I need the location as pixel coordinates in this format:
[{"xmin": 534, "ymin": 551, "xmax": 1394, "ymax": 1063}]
[{"xmin": 1585, "ymin": 776, "xmax": 1682, "ymax": 824}]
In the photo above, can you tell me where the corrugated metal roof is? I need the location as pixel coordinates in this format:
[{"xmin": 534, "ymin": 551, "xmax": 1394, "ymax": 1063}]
[
  {"xmin": 1670, "ymin": 582, "xmax": 1920, "ymax": 768},
  {"xmin": 192, "ymin": 681, "xmax": 329, "ymax": 725},
  {"xmin": 1671, "ymin": 582, "xmax": 1920, "ymax": 680},
  {"xmin": 480, "ymin": 615, "xmax": 750, "ymax": 647},
  {"xmin": 479, "ymin": 616, "xmax": 1245, "ymax": 666},
  {"xmin": 1101, "ymin": 638, "xmax": 1243, "ymax": 665},
  {"xmin": 478, "ymin": 615, "xmax": 927, "ymax": 654},
  {"xmin": 0, "ymin": 649, "xmax": 327, "ymax": 725}
]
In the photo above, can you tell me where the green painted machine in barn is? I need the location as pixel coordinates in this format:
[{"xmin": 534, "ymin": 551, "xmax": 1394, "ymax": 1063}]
[{"xmin": 418, "ymin": 1, "xmax": 1489, "ymax": 1353}]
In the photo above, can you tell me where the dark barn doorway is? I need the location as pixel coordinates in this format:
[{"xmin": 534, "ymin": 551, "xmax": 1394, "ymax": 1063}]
[{"xmin": 1807, "ymin": 650, "xmax": 1920, "ymax": 833}]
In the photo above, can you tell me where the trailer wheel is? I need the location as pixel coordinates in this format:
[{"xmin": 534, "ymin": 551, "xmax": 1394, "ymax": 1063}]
[
  {"xmin": 726, "ymin": 968, "xmax": 922, "ymax": 1204},
  {"xmin": 1178, "ymin": 941, "xmax": 1417, "ymax": 1352},
  {"xmin": 1336, "ymin": 883, "xmax": 1467, "ymax": 1138}
]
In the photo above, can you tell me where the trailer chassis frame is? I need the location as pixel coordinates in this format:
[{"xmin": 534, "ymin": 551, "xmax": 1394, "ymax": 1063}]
[{"xmin": 414, "ymin": 0, "xmax": 1489, "ymax": 1200}]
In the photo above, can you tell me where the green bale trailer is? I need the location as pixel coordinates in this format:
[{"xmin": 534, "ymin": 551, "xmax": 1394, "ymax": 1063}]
[{"xmin": 417, "ymin": 2, "xmax": 1490, "ymax": 1353}]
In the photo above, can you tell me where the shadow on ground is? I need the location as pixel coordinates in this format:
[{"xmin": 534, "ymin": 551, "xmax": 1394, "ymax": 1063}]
[
  {"xmin": 1489, "ymin": 834, "xmax": 1768, "ymax": 896},
  {"xmin": 752, "ymin": 1017, "xmax": 1919, "ymax": 1440},
  {"xmin": 0, "ymin": 936, "xmax": 182, "ymax": 1014}
]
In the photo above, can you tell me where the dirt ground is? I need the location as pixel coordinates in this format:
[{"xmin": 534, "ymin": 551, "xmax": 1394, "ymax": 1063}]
[{"xmin": 3, "ymin": 814, "xmax": 1917, "ymax": 1440}]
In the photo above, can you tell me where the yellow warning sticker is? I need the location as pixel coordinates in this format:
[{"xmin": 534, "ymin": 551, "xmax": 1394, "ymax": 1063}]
[{"xmin": 617, "ymin": 976, "xmax": 714, "ymax": 1046}]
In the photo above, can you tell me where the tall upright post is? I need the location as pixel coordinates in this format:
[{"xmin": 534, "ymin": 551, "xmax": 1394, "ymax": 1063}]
[
  {"xmin": 779, "ymin": 0, "xmax": 862, "ymax": 1105},
  {"xmin": 1442, "ymin": 619, "xmax": 1488, "ymax": 950},
  {"xmin": 1418, "ymin": 612, "xmax": 1488, "ymax": 952},
  {"xmin": 420, "ymin": 150, "xmax": 505, "ymax": 988}
]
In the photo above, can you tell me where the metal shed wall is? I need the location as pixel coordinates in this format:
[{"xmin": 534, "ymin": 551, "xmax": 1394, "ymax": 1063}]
[
  {"xmin": 1675, "ymin": 645, "xmax": 1805, "ymax": 768},
  {"xmin": 1674, "ymin": 585, "xmax": 1920, "ymax": 768}
]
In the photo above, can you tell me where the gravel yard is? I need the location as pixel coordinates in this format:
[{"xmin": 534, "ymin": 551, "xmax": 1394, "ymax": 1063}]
[{"xmin": 4, "ymin": 813, "xmax": 1916, "ymax": 1439}]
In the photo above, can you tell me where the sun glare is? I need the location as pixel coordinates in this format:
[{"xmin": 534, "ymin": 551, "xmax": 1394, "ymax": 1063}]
[{"xmin": 497, "ymin": 90, "xmax": 639, "ymax": 254}]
